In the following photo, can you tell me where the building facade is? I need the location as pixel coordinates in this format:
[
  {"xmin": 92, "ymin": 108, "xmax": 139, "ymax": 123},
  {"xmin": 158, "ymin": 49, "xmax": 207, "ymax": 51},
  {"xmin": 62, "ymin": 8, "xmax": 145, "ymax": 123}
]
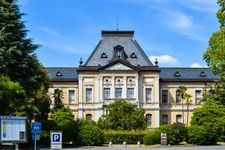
[{"xmin": 46, "ymin": 30, "xmax": 217, "ymax": 128}]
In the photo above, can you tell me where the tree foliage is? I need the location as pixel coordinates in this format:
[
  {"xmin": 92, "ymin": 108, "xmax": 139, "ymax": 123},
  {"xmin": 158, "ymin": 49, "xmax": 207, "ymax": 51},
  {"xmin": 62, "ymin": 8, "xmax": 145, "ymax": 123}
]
[
  {"xmin": 203, "ymin": 0, "xmax": 225, "ymax": 105},
  {"xmin": 0, "ymin": 0, "xmax": 51, "ymax": 119},
  {"xmin": 97, "ymin": 100, "xmax": 146, "ymax": 130},
  {"xmin": 0, "ymin": 75, "xmax": 25, "ymax": 115},
  {"xmin": 52, "ymin": 89, "xmax": 64, "ymax": 111},
  {"xmin": 50, "ymin": 108, "xmax": 79, "ymax": 144},
  {"xmin": 191, "ymin": 100, "xmax": 225, "ymax": 141}
]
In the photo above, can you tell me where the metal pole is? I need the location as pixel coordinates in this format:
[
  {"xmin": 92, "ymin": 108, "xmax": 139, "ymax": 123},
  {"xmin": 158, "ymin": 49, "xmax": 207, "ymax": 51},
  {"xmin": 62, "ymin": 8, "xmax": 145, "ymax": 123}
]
[
  {"xmin": 15, "ymin": 144, "xmax": 19, "ymax": 150},
  {"xmin": 34, "ymin": 133, "xmax": 36, "ymax": 150}
]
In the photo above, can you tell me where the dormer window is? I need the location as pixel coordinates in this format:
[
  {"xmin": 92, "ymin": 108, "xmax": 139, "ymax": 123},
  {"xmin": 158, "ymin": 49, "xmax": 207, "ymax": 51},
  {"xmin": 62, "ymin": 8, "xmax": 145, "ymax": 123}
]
[
  {"xmin": 174, "ymin": 71, "xmax": 180, "ymax": 77},
  {"xmin": 130, "ymin": 52, "xmax": 137, "ymax": 58},
  {"xmin": 114, "ymin": 45, "xmax": 125, "ymax": 59},
  {"xmin": 101, "ymin": 52, "xmax": 108, "ymax": 58},
  {"xmin": 200, "ymin": 71, "xmax": 206, "ymax": 77},
  {"xmin": 56, "ymin": 71, "xmax": 63, "ymax": 77}
]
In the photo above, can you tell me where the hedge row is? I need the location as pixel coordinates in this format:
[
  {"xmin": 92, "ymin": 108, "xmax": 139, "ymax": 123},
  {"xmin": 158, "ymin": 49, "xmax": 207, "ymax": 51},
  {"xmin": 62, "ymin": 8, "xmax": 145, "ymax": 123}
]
[{"xmin": 104, "ymin": 130, "xmax": 150, "ymax": 144}]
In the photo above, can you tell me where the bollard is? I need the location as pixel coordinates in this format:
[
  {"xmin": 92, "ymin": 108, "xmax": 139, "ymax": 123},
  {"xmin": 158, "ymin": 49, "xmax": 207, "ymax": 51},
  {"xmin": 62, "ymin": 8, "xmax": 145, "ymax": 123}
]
[
  {"xmin": 109, "ymin": 142, "xmax": 112, "ymax": 147},
  {"xmin": 137, "ymin": 141, "xmax": 141, "ymax": 148},
  {"xmin": 123, "ymin": 141, "xmax": 127, "ymax": 147}
]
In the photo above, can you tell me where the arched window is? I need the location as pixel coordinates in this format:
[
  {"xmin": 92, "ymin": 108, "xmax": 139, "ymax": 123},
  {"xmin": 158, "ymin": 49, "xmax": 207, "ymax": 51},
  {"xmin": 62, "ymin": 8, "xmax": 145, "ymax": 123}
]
[
  {"xmin": 176, "ymin": 115, "xmax": 182, "ymax": 123},
  {"xmin": 146, "ymin": 114, "xmax": 152, "ymax": 128},
  {"xmin": 162, "ymin": 114, "xmax": 168, "ymax": 125},
  {"xmin": 86, "ymin": 114, "xmax": 92, "ymax": 122}
]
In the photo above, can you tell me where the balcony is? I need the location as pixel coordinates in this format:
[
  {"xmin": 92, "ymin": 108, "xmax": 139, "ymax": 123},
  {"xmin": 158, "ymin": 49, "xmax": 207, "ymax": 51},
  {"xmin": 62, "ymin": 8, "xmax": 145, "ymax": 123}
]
[{"xmin": 103, "ymin": 98, "xmax": 137, "ymax": 105}]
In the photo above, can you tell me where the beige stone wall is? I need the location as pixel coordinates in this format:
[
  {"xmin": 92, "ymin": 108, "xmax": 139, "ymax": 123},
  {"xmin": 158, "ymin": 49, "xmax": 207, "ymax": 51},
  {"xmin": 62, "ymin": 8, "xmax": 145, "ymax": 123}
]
[{"xmin": 159, "ymin": 81, "xmax": 208, "ymax": 126}]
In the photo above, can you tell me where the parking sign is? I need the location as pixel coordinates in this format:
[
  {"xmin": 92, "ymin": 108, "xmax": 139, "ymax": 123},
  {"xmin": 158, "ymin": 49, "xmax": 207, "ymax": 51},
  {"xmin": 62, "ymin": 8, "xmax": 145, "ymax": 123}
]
[{"xmin": 50, "ymin": 131, "xmax": 62, "ymax": 149}]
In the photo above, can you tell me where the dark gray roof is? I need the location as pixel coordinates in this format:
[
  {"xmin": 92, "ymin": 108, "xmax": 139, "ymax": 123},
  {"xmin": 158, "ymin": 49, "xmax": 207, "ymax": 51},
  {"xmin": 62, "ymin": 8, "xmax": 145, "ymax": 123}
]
[
  {"xmin": 159, "ymin": 68, "xmax": 218, "ymax": 82},
  {"xmin": 85, "ymin": 30, "xmax": 153, "ymax": 67},
  {"xmin": 46, "ymin": 67, "xmax": 78, "ymax": 82},
  {"xmin": 45, "ymin": 67, "xmax": 218, "ymax": 82}
]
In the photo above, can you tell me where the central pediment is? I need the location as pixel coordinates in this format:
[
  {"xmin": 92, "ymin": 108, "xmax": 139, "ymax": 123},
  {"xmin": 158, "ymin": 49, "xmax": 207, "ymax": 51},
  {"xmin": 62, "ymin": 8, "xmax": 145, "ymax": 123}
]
[
  {"xmin": 105, "ymin": 63, "xmax": 133, "ymax": 70},
  {"xmin": 98, "ymin": 59, "xmax": 140, "ymax": 71}
]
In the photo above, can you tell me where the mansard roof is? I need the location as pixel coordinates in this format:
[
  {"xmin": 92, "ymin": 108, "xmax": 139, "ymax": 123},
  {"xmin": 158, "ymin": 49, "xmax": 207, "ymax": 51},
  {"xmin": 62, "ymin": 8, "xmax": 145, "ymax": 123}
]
[
  {"xmin": 46, "ymin": 67, "xmax": 78, "ymax": 82},
  {"xmin": 85, "ymin": 30, "xmax": 153, "ymax": 67},
  {"xmin": 45, "ymin": 67, "xmax": 218, "ymax": 82},
  {"xmin": 160, "ymin": 68, "xmax": 218, "ymax": 82}
]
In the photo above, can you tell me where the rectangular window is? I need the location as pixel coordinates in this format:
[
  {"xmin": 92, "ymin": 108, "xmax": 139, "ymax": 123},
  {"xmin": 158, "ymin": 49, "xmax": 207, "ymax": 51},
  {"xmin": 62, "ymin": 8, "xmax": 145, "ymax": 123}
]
[
  {"xmin": 146, "ymin": 114, "xmax": 152, "ymax": 128},
  {"xmin": 195, "ymin": 90, "xmax": 201, "ymax": 104},
  {"xmin": 86, "ymin": 88, "xmax": 92, "ymax": 103},
  {"xmin": 104, "ymin": 88, "xmax": 110, "ymax": 99},
  {"xmin": 127, "ymin": 88, "xmax": 134, "ymax": 99},
  {"xmin": 176, "ymin": 115, "xmax": 182, "ymax": 123},
  {"xmin": 176, "ymin": 90, "xmax": 181, "ymax": 104},
  {"xmin": 162, "ymin": 114, "xmax": 168, "ymax": 124},
  {"xmin": 162, "ymin": 90, "xmax": 168, "ymax": 104},
  {"xmin": 146, "ymin": 88, "xmax": 152, "ymax": 103},
  {"xmin": 68, "ymin": 90, "xmax": 75, "ymax": 104},
  {"xmin": 115, "ymin": 88, "xmax": 122, "ymax": 98}
]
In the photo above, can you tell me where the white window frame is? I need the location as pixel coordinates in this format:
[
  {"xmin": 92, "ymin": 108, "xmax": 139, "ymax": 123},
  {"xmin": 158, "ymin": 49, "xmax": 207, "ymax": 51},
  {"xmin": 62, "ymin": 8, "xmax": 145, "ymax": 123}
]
[
  {"xmin": 176, "ymin": 90, "xmax": 181, "ymax": 104},
  {"xmin": 195, "ymin": 89, "xmax": 202, "ymax": 105},
  {"xmin": 103, "ymin": 87, "xmax": 111, "ymax": 99},
  {"xmin": 146, "ymin": 114, "xmax": 152, "ymax": 128},
  {"xmin": 68, "ymin": 89, "xmax": 75, "ymax": 104},
  {"xmin": 176, "ymin": 114, "xmax": 182, "ymax": 123},
  {"xmin": 127, "ymin": 87, "xmax": 134, "ymax": 99},
  {"xmin": 85, "ymin": 87, "xmax": 93, "ymax": 103},
  {"xmin": 145, "ymin": 87, "xmax": 153, "ymax": 103},
  {"xmin": 115, "ymin": 87, "xmax": 122, "ymax": 99}
]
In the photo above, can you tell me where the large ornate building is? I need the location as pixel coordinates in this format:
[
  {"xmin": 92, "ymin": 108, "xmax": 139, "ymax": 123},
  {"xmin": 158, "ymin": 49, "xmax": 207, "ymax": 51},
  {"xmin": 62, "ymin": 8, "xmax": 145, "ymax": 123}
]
[{"xmin": 46, "ymin": 30, "xmax": 217, "ymax": 128}]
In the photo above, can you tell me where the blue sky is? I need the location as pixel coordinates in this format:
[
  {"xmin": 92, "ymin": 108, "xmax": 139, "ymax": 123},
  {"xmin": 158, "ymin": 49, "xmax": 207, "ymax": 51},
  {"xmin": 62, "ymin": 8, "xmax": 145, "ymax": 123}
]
[{"xmin": 18, "ymin": 0, "xmax": 219, "ymax": 67}]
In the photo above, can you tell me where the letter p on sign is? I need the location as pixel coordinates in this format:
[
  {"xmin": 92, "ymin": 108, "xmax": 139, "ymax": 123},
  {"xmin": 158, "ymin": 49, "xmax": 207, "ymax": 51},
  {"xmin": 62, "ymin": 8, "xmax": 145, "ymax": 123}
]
[{"xmin": 53, "ymin": 134, "xmax": 60, "ymax": 142}]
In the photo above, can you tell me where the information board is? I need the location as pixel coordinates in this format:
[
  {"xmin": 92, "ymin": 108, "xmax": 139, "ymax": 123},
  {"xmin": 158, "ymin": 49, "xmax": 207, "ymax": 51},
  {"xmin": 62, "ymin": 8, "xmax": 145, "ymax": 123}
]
[{"xmin": 0, "ymin": 116, "xmax": 27, "ymax": 143}]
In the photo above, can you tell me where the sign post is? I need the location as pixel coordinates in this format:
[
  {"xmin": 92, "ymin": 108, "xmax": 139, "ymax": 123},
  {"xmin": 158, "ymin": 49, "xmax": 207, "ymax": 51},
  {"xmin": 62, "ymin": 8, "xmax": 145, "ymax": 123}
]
[
  {"xmin": 161, "ymin": 133, "xmax": 167, "ymax": 145},
  {"xmin": 50, "ymin": 131, "xmax": 62, "ymax": 149},
  {"xmin": 31, "ymin": 122, "xmax": 42, "ymax": 150}
]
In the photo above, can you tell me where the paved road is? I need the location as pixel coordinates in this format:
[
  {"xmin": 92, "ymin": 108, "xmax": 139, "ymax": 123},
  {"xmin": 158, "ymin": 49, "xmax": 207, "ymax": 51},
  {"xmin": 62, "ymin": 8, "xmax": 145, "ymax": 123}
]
[{"xmin": 41, "ymin": 145, "xmax": 225, "ymax": 150}]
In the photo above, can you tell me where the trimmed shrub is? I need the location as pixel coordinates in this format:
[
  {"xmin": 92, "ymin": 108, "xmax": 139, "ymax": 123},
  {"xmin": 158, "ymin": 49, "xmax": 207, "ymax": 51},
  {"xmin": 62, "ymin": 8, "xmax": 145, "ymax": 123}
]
[
  {"xmin": 143, "ymin": 130, "xmax": 160, "ymax": 145},
  {"xmin": 156, "ymin": 123, "xmax": 187, "ymax": 145},
  {"xmin": 187, "ymin": 125, "xmax": 218, "ymax": 145},
  {"xmin": 80, "ymin": 125, "xmax": 105, "ymax": 146},
  {"xmin": 104, "ymin": 130, "xmax": 149, "ymax": 144}
]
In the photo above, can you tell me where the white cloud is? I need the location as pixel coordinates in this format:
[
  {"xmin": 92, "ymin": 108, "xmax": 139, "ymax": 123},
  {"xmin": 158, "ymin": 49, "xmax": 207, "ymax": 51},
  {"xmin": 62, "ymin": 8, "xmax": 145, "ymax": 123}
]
[
  {"xmin": 160, "ymin": 10, "xmax": 207, "ymax": 41},
  {"xmin": 177, "ymin": 0, "xmax": 218, "ymax": 13},
  {"xmin": 190, "ymin": 63, "xmax": 208, "ymax": 68},
  {"xmin": 149, "ymin": 55, "xmax": 178, "ymax": 65},
  {"xmin": 165, "ymin": 11, "xmax": 193, "ymax": 30},
  {"xmin": 38, "ymin": 27, "xmax": 61, "ymax": 38}
]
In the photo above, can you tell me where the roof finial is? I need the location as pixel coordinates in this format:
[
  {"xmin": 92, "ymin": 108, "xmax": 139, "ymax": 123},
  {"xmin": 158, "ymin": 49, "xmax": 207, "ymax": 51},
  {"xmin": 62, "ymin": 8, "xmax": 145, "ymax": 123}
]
[
  {"xmin": 79, "ymin": 58, "xmax": 83, "ymax": 66},
  {"xmin": 154, "ymin": 58, "xmax": 158, "ymax": 66},
  {"xmin": 116, "ymin": 15, "xmax": 119, "ymax": 31}
]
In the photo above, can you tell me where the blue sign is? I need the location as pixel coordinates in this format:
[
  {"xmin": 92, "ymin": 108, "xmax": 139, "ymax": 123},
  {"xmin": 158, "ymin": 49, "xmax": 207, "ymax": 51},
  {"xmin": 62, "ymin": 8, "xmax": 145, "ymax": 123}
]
[
  {"xmin": 31, "ymin": 122, "xmax": 42, "ymax": 134},
  {"xmin": 32, "ymin": 133, "xmax": 40, "ymax": 141},
  {"xmin": 52, "ymin": 133, "xmax": 60, "ymax": 142}
]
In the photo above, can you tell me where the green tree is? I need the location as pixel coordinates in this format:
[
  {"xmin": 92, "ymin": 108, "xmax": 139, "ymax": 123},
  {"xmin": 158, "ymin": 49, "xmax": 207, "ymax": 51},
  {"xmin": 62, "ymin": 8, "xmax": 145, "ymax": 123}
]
[
  {"xmin": 203, "ymin": 0, "xmax": 225, "ymax": 105},
  {"xmin": 0, "ymin": 0, "xmax": 50, "ymax": 119},
  {"xmin": 53, "ymin": 89, "xmax": 64, "ymax": 111},
  {"xmin": 176, "ymin": 86, "xmax": 187, "ymax": 124},
  {"xmin": 50, "ymin": 108, "xmax": 79, "ymax": 144},
  {"xmin": 97, "ymin": 100, "xmax": 146, "ymax": 130},
  {"xmin": 191, "ymin": 100, "xmax": 225, "ymax": 141},
  {"xmin": 0, "ymin": 75, "xmax": 25, "ymax": 115}
]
